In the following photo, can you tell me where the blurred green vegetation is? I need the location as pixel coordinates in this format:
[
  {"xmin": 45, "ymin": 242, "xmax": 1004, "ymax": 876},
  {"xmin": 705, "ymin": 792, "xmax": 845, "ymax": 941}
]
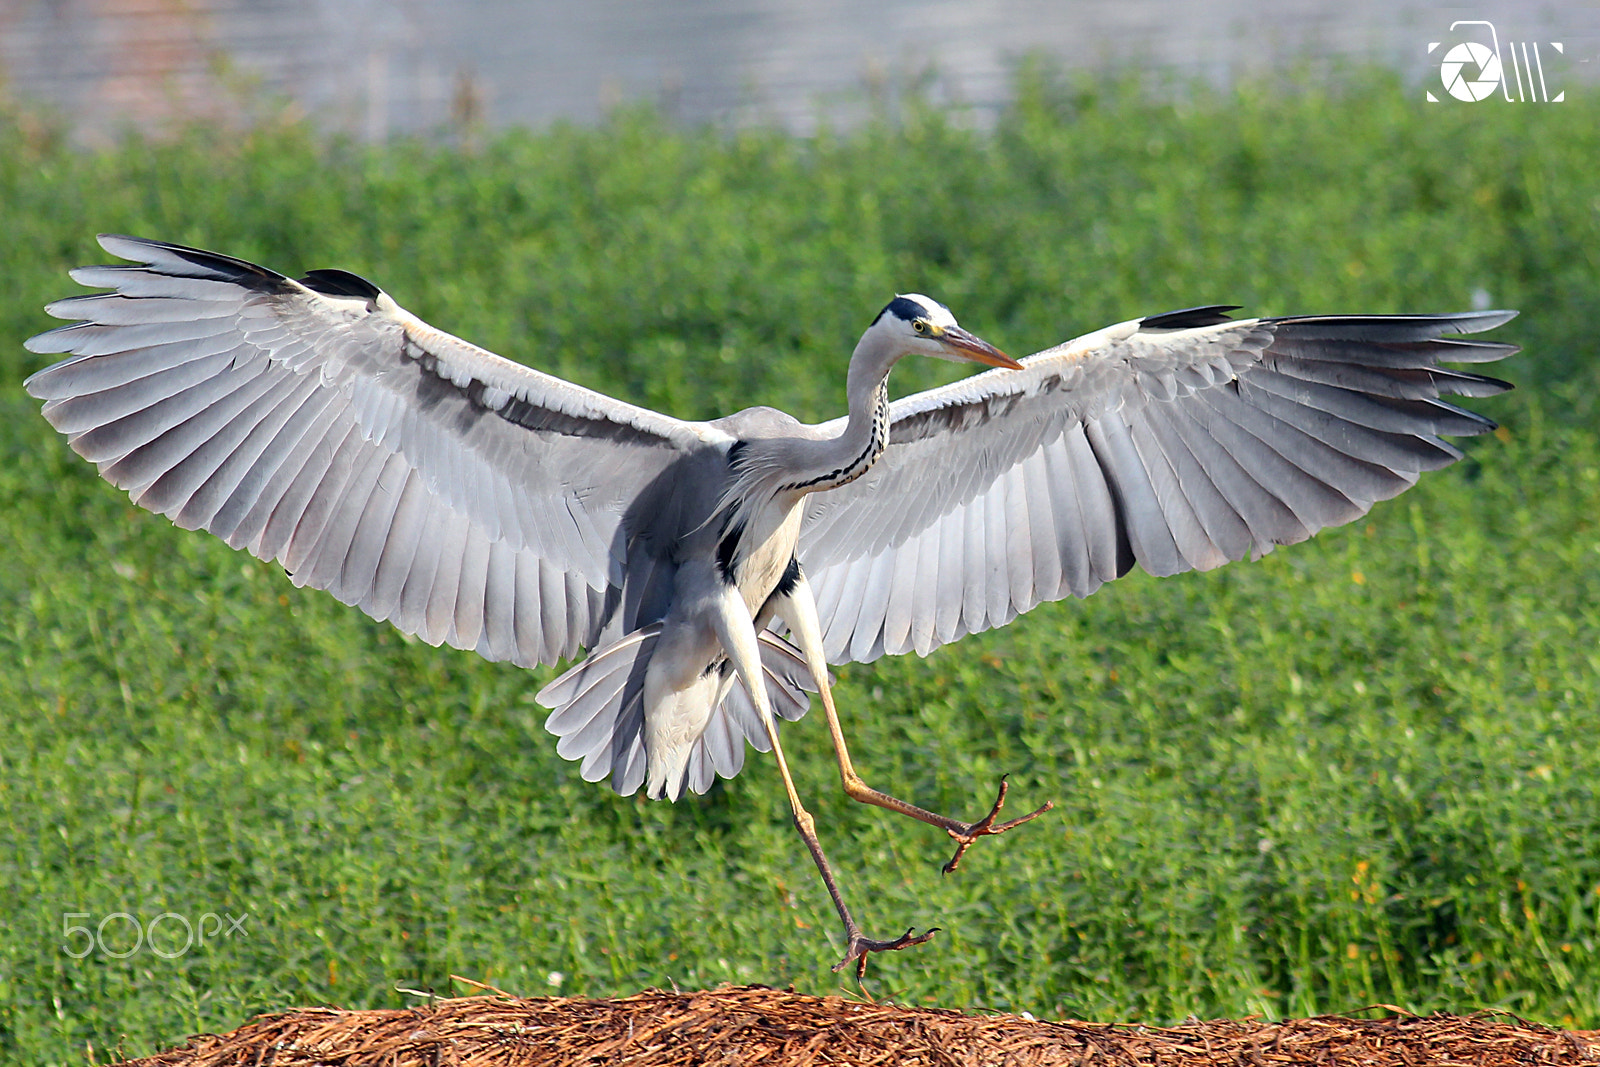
[{"xmin": 1, "ymin": 67, "xmax": 1597, "ymax": 1064}]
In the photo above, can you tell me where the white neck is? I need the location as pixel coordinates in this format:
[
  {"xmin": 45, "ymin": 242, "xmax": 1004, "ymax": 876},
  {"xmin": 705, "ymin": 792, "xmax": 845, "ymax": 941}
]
[{"xmin": 776, "ymin": 322, "xmax": 901, "ymax": 494}]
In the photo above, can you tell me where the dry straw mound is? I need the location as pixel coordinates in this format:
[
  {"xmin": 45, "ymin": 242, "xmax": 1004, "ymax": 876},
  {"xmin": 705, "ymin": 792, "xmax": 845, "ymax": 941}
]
[{"xmin": 116, "ymin": 984, "xmax": 1598, "ymax": 1066}]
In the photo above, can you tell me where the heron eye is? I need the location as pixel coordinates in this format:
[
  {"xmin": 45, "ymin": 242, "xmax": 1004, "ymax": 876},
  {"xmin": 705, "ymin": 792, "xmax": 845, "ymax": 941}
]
[{"xmin": 913, "ymin": 319, "xmax": 928, "ymax": 334}]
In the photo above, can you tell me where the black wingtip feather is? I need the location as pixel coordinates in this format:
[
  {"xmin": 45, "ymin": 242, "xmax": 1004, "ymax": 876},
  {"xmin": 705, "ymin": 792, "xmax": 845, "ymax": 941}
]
[
  {"xmin": 98, "ymin": 233, "xmax": 289, "ymax": 288},
  {"xmin": 300, "ymin": 268, "xmax": 384, "ymax": 300},
  {"xmin": 1264, "ymin": 310, "xmax": 1520, "ymax": 342},
  {"xmin": 1140, "ymin": 306, "xmax": 1243, "ymax": 330}
]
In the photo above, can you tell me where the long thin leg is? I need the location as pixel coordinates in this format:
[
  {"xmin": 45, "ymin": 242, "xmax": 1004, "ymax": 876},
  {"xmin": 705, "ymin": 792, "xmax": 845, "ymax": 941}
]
[
  {"xmin": 774, "ymin": 571, "xmax": 1052, "ymax": 873},
  {"xmin": 710, "ymin": 586, "xmax": 934, "ymax": 978}
]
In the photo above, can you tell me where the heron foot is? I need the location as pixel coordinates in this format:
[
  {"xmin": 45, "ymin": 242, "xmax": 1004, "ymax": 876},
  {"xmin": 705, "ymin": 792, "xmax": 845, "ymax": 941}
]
[
  {"xmin": 831, "ymin": 925, "xmax": 940, "ymax": 980},
  {"xmin": 942, "ymin": 775, "xmax": 1054, "ymax": 874}
]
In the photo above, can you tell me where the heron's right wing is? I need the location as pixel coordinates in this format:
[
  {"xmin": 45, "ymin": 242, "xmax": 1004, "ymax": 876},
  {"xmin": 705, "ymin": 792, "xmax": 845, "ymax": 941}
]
[
  {"xmin": 797, "ymin": 307, "xmax": 1516, "ymax": 664},
  {"xmin": 24, "ymin": 235, "xmax": 729, "ymax": 668}
]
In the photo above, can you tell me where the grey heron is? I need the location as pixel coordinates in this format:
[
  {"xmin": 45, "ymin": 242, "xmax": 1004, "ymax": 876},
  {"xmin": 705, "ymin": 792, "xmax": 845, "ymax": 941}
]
[{"xmin": 24, "ymin": 235, "xmax": 1515, "ymax": 976}]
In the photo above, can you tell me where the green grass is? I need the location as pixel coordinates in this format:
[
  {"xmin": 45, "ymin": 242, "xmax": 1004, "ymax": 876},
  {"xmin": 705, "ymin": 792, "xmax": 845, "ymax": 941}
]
[{"xmin": 1, "ymin": 67, "xmax": 1598, "ymax": 1063}]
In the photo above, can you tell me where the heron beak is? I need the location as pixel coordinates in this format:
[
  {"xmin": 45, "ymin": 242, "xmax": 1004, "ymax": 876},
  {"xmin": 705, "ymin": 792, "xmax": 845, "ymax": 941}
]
[{"xmin": 942, "ymin": 326, "xmax": 1022, "ymax": 369}]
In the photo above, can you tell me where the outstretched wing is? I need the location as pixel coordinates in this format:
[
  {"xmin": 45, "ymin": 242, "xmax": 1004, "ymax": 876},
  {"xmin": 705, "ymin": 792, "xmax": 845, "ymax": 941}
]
[
  {"xmin": 798, "ymin": 306, "xmax": 1517, "ymax": 664},
  {"xmin": 24, "ymin": 234, "xmax": 731, "ymax": 668}
]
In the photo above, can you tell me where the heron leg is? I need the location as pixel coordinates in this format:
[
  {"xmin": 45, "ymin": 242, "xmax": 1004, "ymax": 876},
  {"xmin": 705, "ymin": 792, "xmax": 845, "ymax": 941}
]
[
  {"xmin": 710, "ymin": 585, "xmax": 935, "ymax": 978},
  {"xmin": 775, "ymin": 572, "xmax": 1053, "ymax": 874}
]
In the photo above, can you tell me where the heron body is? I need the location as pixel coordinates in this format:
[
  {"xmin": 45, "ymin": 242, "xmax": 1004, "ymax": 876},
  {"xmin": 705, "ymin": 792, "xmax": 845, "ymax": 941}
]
[
  {"xmin": 23, "ymin": 235, "xmax": 1516, "ymax": 975},
  {"xmin": 562, "ymin": 295, "xmax": 1010, "ymax": 800}
]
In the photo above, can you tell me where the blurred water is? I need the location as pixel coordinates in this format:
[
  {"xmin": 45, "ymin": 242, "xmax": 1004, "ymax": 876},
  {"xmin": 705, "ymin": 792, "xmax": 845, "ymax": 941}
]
[{"xmin": 0, "ymin": 0, "xmax": 1591, "ymax": 142}]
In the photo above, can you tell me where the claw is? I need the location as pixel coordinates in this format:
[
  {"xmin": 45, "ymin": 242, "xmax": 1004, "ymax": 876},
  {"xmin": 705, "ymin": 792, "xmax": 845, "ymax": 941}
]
[
  {"xmin": 942, "ymin": 774, "xmax": 1054, "ymax": 874},
  {"xmin": 832, "ymin": 926, "xmax": 941, "ymax": 980}
]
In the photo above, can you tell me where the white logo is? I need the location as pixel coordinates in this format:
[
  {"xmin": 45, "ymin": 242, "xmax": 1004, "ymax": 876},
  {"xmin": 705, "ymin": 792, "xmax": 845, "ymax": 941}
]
[
  {"xmin": 1439, "ymin": 41, "xmax": 1502, "ymax": 101},
  {"xmin": 1427, "ymin": 21, "xmax": 1564, "ymax": 103}
]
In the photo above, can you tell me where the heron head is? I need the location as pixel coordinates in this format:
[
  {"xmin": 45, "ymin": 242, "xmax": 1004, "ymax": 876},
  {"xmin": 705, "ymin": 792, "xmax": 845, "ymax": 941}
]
[{"xmin": 874, "ymin": 294, "xmax": 1021, "ymax": 369}]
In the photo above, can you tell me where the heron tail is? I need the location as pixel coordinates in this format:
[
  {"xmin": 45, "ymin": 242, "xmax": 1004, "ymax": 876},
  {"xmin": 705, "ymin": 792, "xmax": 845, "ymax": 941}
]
[{"xmin": 536, "ymin": 627, "xmax": 814, "ymax": 799}]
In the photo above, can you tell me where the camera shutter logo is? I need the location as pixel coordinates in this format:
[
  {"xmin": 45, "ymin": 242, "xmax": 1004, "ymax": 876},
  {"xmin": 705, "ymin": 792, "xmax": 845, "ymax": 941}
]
[
  {"xmin": 1427, "ymin": 21, "xmax": 1564, "ymax": 103},
  {"xmin": 1439, "ymin": 41, "xmax": 1502, "ymax": 101}
]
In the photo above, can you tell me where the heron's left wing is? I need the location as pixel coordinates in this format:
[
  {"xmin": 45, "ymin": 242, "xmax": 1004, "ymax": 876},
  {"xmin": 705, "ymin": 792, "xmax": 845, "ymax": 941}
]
[{"xmin": 797, "ymin": 307, "xmax": 1516, "ymax": 665}]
